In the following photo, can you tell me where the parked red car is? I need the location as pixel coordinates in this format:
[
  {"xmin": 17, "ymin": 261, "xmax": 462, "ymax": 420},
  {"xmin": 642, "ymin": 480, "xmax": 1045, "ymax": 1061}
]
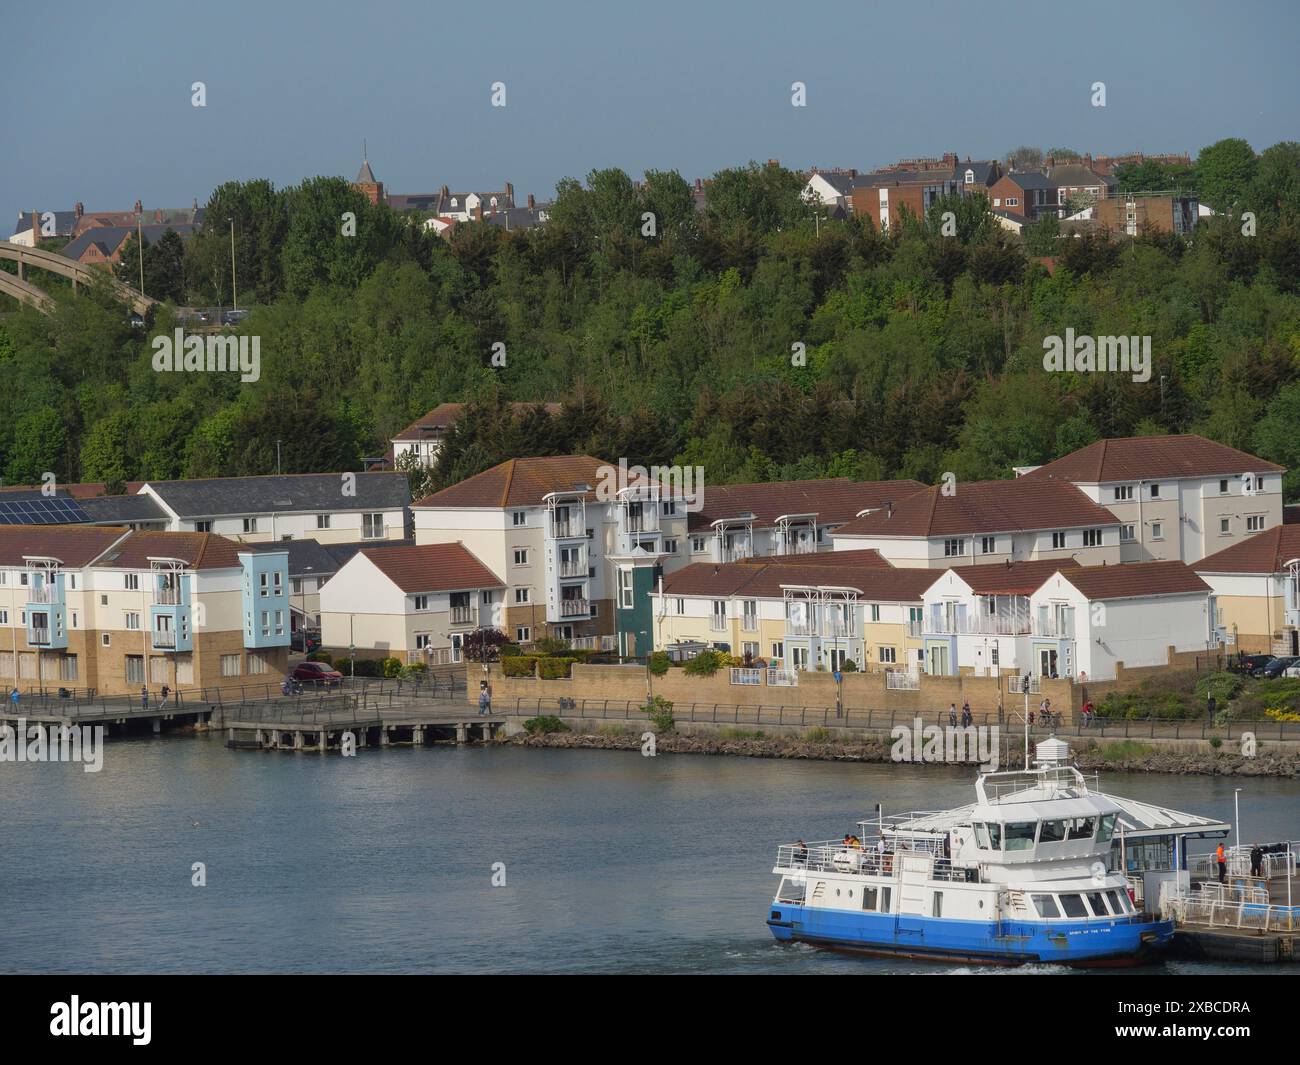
[{"xmin": 292, "ymin": 661, "xmax": 343, "ymax": 687}]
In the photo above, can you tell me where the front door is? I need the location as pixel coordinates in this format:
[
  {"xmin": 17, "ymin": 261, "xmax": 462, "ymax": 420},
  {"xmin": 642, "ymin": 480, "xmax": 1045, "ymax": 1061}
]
[
  {"xmin": 1039, "ymin": 647, "xmax": 1058, "ymax": 677},
  {"xmin": 791, "ymin": 646, "xmax": 809, "ymax": 671}
]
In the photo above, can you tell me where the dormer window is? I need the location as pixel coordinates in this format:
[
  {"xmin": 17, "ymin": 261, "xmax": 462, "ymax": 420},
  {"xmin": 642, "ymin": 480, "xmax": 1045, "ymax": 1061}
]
[{"xmin": 965, "ymin": 169, "xmax": 975, "ymax": 184}]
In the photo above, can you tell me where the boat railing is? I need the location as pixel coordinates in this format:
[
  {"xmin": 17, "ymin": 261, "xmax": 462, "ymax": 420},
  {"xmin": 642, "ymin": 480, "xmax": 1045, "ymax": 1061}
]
[
  {"xmin": 776, "ymin": 841, "xmax": 973, "ymax": 882},
  {"xmin": 1166, "ymin": 893, "xmax": 1300, "ymax": 934}
]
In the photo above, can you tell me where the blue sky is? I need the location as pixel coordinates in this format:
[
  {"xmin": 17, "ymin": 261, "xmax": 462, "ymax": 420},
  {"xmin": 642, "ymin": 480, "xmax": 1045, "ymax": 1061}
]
[{"xmin": 2, "ymin": 0, "xmax": 1296, "ymax": 221}]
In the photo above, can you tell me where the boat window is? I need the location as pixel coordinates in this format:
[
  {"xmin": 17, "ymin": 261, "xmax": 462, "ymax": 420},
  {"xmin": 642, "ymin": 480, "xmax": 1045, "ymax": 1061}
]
[
  {"xmin": 1039, "ymin": 819, "xmax": 1068, "ymax": 843},
  {"xmin": 1031, "ymin": 894, "xmax": 1060, "ymax": 919},
  {"xmin": 974, "ymin": 823, "xmax": 990, "ymax": 849},
  {"xmin": 1066, "ymin": 817, "xmax": 1096, "ymax": 841},
  {"xmin": 1097, "ymin": 813, "xmax": 1117, "ymax": 843},
  {"xmin": 932, "ymin": 891, "xmax": 943, "ymax": 918},
  {"xmin": 1085, "ymin": 891, "xmax": 1108, "ymax": 917},
  {"xmin": 880, "ymin": 886, "xmax": 892, "ymax": 913},
  {"xmin": 862, "ymin": 887, "xmax": 878, "ymax": 911},
  {"xmin": 1104, "ymin": 889, "xmax": 1125, "ymax": 914},
  {"xmin": 1004, "ymin": 822, "xmax": 1038, "ymax": 850},
  {"xmin": 986, "ymin": 823, "xmax": 1002, "ymax": 850},
  {"xmin": 1059, "ymin": 894, "xmax": 1088, "ymax": 918},
  {"xmin": 775, "ymin": 877, "xmax": 805, "ymax": 903}
]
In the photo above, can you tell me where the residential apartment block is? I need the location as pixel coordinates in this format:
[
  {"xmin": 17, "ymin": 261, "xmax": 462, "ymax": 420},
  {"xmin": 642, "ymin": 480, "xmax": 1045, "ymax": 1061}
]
[
  {"xmin": 0, "ymin": 526, "xmax": 289, "ymax": 696},
  {"xmin": 830, "ymin": 478, "xmax": 1123, "ymax": 568},
  {"xmin": 389, "ymin": 402, "xmax": 561, "ymax": 469},
  {"xmin": 319, "ymin": 542, "xmax": 504, "ymax": 665},
  {"xmin": 1019, "ymin": 435, "xmax": 1284, "ymax": 564},
  {"xmin": 136, "ymin": 472, "xmax": 410, "ymax": 544},
  {"xmin": 411, "ymin": 455, "xmax": 691, "ymax": 649}
]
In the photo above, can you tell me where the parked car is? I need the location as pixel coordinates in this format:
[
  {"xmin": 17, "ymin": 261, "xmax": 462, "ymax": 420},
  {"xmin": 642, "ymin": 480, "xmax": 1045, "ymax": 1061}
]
[
  {"xmin": 1259, "ymin": 656, "xmax": 1300, "ymax": 679},
  {"xmin": 1230, "ymin": 653, "xmax": 1276, "ymax": 676},
  {"xmin": 292, "ymin": 661, "xmax": 343, "ymax": 687},
  {"xmin": 222, "ymin": 309, "xmax": 250, "ymax": 326}
]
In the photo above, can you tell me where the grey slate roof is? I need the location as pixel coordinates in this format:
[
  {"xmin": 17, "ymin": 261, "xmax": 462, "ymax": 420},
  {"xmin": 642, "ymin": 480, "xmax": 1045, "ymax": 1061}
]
[
  {"xmin": 141, "ymin": 472, "xmax": 411, "ymax": 518},
  {"xmin": 356, "ymin": 161, "xmax": 378, "ymax": 184},
  {"xmin": 58, "ymin": 223, "xmax": 197, "ymax": 262},
  {"xmin": 79, "ymin": 494, "xmax": 170, "ymax": 524},
  {"xmin": 10, "ymin": 210, "xmax": 79, "ymax": 239},
  {"xmin": 321, "ymin": 538, "xmax": 415, "ymax": 567},
  {"xmin": 1005, "ymin": 171, "xmax": 1058, "ymax": 191},
  {"xmin": 246, "ymin": 537, "xmax": 344, "ymax": 578}
]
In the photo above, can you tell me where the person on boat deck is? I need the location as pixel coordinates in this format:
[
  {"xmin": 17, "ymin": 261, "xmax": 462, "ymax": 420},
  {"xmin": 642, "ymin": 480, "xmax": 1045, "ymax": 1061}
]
[
  {"xmin": 848, "ymin": 835, "xmax": 862, "ymax": 850},
  {"xmin": 1216, "ymin": 842, "xmax": 1227, "ymax": 883},
  {"xmin": 793, "ymin": 840, "xmax": 808, "ymax": 864},
  {"xmin": 1250, "ymin": 843, "xmax": 1263, "ymax": 878}
]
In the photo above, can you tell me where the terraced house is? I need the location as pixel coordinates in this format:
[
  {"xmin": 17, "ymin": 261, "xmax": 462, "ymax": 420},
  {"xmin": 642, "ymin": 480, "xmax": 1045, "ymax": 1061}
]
[
  {"xmin": 649, "ymin": 551, "xmax": 936, "ymax": 675},
  {"xmin": 0, "ymin": 526, "xmax": 289, "ymax": 695},
  {"xmin": 830, "ymin": 477, "xmax": 1123, "ymax": 568},
  {"xmin": 1018, "ymin": 434, "xmax": 1285, "ymax": 565},
  {"xmin": 684, "ymin": 477, "xmax": 925, "ymax": 562}
]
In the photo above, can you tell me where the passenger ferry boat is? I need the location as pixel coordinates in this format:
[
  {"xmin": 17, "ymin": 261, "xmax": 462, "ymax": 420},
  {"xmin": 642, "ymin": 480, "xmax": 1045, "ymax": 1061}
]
[{"xmin": 767, "ymin": 740, "xmax": 1181, "ymax": 966}]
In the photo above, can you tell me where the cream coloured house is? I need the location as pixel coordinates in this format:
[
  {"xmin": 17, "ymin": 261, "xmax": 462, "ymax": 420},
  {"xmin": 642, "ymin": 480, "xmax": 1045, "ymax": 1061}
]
[{"xmin": 1194, "ymin": 525, "xmax": 1300, "ymax": 655}]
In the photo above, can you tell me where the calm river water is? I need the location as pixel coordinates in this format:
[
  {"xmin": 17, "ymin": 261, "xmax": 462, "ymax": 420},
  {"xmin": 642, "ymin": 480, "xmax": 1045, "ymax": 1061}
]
[{"xmin": 2, "ymin": 737, "xmax": 1298, "ymax": 974}]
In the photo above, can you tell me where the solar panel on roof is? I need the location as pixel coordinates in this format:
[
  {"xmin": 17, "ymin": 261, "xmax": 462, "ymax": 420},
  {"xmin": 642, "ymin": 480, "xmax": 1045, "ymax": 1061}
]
[{"xmin": 0, "ymin": 496, "xmax": 91, "ymax": 524}]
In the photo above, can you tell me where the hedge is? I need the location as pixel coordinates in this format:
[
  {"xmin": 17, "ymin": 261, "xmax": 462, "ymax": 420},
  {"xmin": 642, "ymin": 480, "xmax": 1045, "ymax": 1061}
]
[
  {"xmin": 538, "ymin": 656, "xmax": 576, "ymax": 680},
  {"xmin": 502, "ymin": 656, "xmax": 538, "ymax": 678}
]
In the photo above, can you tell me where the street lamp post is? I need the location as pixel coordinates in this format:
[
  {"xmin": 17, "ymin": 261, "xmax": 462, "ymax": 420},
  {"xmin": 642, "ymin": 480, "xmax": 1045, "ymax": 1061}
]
[
  {"xmin": 136, "ymin": 211, "xmax": 145, "ymax": 297},
  {"xmin": 228, "ymin": 218, "xmax": 238, "ymax": 311}
]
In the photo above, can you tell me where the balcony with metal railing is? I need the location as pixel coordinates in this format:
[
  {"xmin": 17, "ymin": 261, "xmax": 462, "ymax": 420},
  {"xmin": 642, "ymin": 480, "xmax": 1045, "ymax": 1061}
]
[
  {"xmin": 558, "ymin": 558, "xmax": 587, "ymax": 578},
  {"xmin": 550, "ymin": 518, "xmax": 585, "ymax": 539},
  {"xmin": 152, "ymin": 628, "xmax": 177, "ymax": 648},
  {"xmin": 450, "ymin": 605, "xmax": 477, "ymax": 626},
  {"xmin": 560, "ymin": 598, "xmax": 590, "ymax": 618},
  {"xmin": 153, "ymin": 587, "xmax": 184, "ymax": 606},
  {"xmin": 926, "ymin": 614, "xmax": 1031, "ymax": 636},
  {"xmin": 29, "ymin": 626, "xmax": 51, "ymax": 646},
  {"xmin": 27, "ymin": 586, "xmax": 61, "ymax": 605},
  {"xmin": 710, "ymin": 616, "xmax": 727, "ymax": 632}
]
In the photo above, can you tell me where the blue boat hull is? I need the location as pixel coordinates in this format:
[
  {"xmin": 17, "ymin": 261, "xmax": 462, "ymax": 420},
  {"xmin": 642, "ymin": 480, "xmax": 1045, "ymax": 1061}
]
[{"xmin": 767, "ymin": 905, "xmax": 1174, "ymax": 966}]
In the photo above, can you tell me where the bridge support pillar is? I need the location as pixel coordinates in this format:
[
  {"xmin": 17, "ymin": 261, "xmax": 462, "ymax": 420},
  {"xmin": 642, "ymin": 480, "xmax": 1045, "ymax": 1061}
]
[
  {"xmin": 380, "ymin": 728, "xmax": 389, "ymax": 747},
  {"xmin": 227, "ymin": 727, "xmax": 234, "ymax": 745},
  {"xmin": 412, "ymin": 726, "xmax": 424, "ymax": 746},
  {"xmin": 356, "ymin": 728, "xmax": 366, "ymax": 749},
  {"xmin": 255, "ymin": 728, "xmax": 263, "ymax": 748},
  {"xmin": 318, "ymin": 729, "xmax": 327, "ymax": 753},
  {"xmin": 152, "ymin": 718, "xmax": 161, "ymax": 735},
  {"xmin": 293, "ymin": 731, "xmax": 304, "ymax": 750},
  {"xmin": 456, "ymin": 723, "xmax": 468, "ymax": 744}
]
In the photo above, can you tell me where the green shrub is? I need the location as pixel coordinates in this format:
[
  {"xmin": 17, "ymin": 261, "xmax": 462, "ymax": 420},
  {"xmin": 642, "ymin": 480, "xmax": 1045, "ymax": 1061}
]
[
  {"xmin": 1209, "ymin": 737, "xmax": 1223, "ymax": 749},
  {"xmin": 502, "ymin": 656, "xmax": 538, "ymax": 678},
  {"xmin": 683, "ymin": 649, "xmax": 724, "ymax": 677},
  {"xmin": 306, "ymin": 650, "xmax": 332, "ymax": 662},
  {"xmin": 1099, "ymin": 740, "xmax": 1155, "ymax": 762},
  {"xmin": 718, "ymin": 726, "xmax": 766, "ymax": 739},
  {"xmin": 382, "ymin": 657, "xmax": 403, "ymax": 678},
  {"xmin": 522, "ymin": 715, "xmax": 570, "ymax": 735},
  {"xmin": 596, "ymin": 723, "xmax": 636, "ymax": 737},
  {"xmin": 534, "ymin": 636, "xmax": 570, "ymax": 656},
  {"xmin": 648, "ymin": 651, "xmax": 671, "ymax": 676},
  {"xmin": 1095, "ymin": 683, "xmax": 1194, "ymax": 720},
  {"xmin": 840, "ymin": 660, "xmax": 858, "ymax": 673},
  {"xmin": 1194, "ymin": 671, "xmax": 1244, "ymax": 704},
  {"xmin": 400, "ymin": 663, "xmax": 426, "ymax": 679},
  {"xmin": 537, "ymin": 656, "xmax": 575, "ymax": 680},
  {"xmin": 499, "ymin": 643, "xmax": 523, "ymax": 657},
  {"xmin": 646, "ymin": 695, "xmax": 675, "ymax": 733},
  {"xmin": 803, "ymin": 726, "xmax": 832, "ymax": 743}
]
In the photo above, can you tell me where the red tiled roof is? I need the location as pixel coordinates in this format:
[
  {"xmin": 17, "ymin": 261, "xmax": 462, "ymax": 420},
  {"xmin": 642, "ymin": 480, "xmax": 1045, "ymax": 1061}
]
[
  {"xmin": 1195, "ymin": 525, "xmax": 1300, "ymax": 575},
  {"xmin": 661, "ymin": 558, "xmax": 936, "ymax": 602},
  {"xmin": 394, "ymin": 402, "xmax": 562, "ymax": 441},
  {"xmin": 687, "ymin": 478, "xmax": 926, "ymax": 532},
  {"xmin": 943, "ymin": 557, "xmax": 1081, "ymax": 595},
  {"xmin": 358, "ymin": 542, "xmax": 503, "ymax": 593},
  {"xmin": 1053, "ymin": 560, "xmax": 1210, "ymax": 600},
  {"xmin": 1022, "ymin": 434, "xmax": 1283, "ymax": 484},
  {"xmin": 97, "ymin": 531, "xmax": 247, "ymax": 570},
  {"xmin": 833, "ymin": 479, "xmax": 1120, "ymax": 538},
  {"xmin": 0, "ymin": 525, "xmax": 129, "ymax": 567},
  {"xmin": 412, "ymin": 455, "xmax": 612, "ymax": 509}
]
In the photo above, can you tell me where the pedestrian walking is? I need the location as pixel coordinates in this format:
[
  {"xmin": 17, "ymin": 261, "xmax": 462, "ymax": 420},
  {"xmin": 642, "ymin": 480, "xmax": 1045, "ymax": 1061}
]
[
  {"xmin": 478, "ymin": 682, "xmax": 491, "ymax": 716},
  {"xmin": 961, "ymin": 701, "xmax": 972, "ymax": 728},
  {"xmin": 140, "ymin": 686, "xmax": 149, "ymax": 711},
  {"xmin": 948, "ymin": 702, "xmax": 957, "ymax": 727},
  {"xmin": 8, "ymin": 686, "xmax": 18, "ymax": 710}
]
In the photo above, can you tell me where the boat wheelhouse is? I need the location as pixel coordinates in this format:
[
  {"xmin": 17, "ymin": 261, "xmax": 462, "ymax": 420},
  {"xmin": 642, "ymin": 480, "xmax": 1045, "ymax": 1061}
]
[{"xmin": 766, "ymin": 740, "xmax": 1197, "ymax": 966}]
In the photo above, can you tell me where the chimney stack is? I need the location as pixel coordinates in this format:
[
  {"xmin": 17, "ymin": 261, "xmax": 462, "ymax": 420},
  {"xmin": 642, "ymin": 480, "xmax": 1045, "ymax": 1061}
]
[
  {"xmin": 505, "ymin": 181, "xmax": 514, "ymax": 204},
  {"xmin": 527, "ymin": 193, "xmax": 535, "ymax": 209},
  {"xmin": 75, "ymin": 201, "xmax": 84, "ymax": 219},
  {"xmin": 694, "ymin": 178, "xmax": 703, "ymax": 192},
  {"xmin": 30, "ymin": 210, "xmax": 39, "ymax": 242},
  {"xmin": 473, "ymin": 203, "xmax": 482, "ymax": 222},
  {"xmin": 134, "ymin": 199, "xmax": 142, "ymax": 215},
  {"xmin": 155, "ymin": 208, "xmax": 163, "ymax": 223}
]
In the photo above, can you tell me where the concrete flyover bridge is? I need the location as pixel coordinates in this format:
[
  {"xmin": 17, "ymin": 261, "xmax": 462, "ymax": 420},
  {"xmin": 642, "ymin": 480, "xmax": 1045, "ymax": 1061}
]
[{"xmin": 0, "ymin": 239, "xmax": 157, "ymax": 316}]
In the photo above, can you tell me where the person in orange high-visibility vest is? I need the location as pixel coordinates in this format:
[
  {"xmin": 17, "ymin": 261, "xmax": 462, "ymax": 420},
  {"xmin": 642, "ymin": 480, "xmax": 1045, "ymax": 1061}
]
[{"xmin": 1216, "ymin": 842, "xmax": 1227, "ymax": 884}]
